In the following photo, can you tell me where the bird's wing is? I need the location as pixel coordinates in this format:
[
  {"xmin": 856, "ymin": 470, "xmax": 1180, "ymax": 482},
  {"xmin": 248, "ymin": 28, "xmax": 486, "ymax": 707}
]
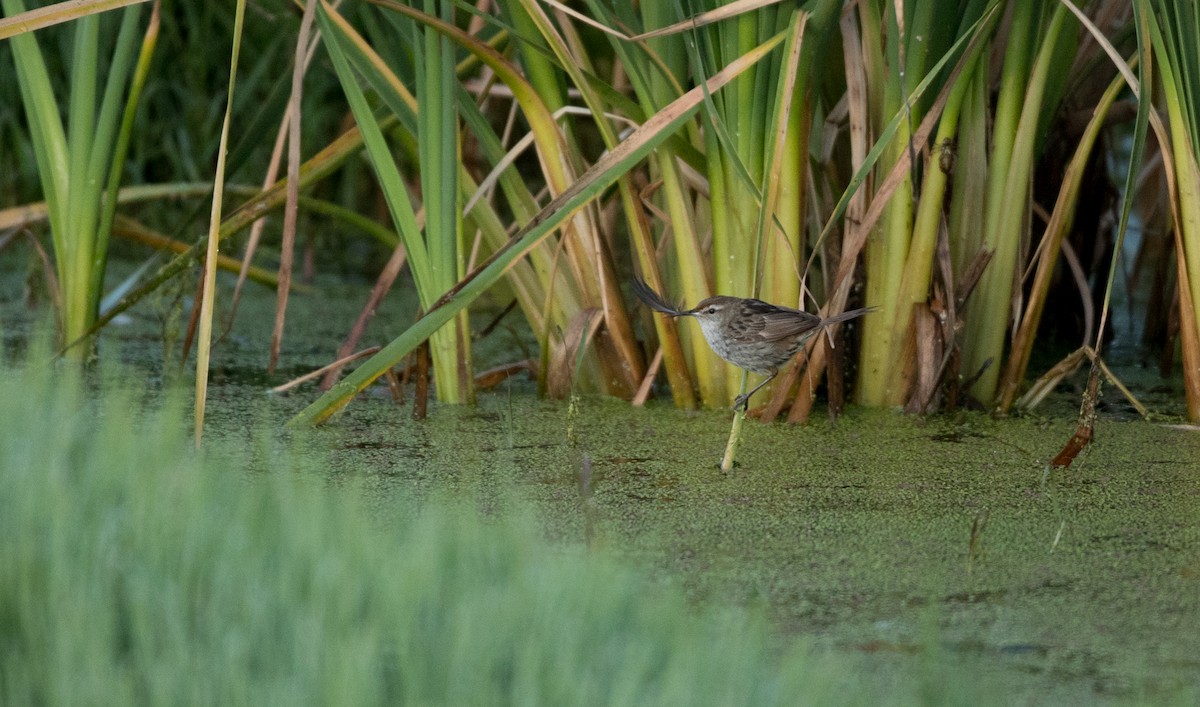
[{"xmin": 738, "ymin": 299, "xmax": 823, "ymax": 341}]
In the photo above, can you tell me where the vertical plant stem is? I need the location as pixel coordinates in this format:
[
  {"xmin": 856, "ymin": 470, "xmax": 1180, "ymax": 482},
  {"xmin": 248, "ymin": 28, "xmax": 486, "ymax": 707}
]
[
  {"xmin": 91, "ymin": 2, "xmax": 157, "ymax": 321},
  {"xmin": 63, "ymin": 15, "xmax": 99, "ymax": 347},
  {"xmin": 749, "ymin": 8, "xmax": 806, "ymax": 410},
  {"xmin": 420, "ymin": 0, "xmax": 471, "ymax": 403},
  {"xmin": 721, "ymin": 401, "xmax": 745, "ymax": 472},
  {"xmin": 888, "ymin": 0, "xmax": 996, "ymax": 405},
  {"xmin": 997, "ymin": 70, "xmax": 1128, "ymax": 411},
  {"xmin": 195, "ymin": 0, "xmax": 246, "ymax": 446},
  {"xmin": 4, "ymin": 0, "xmax": 145, "ymax": 359},
  {"xmin": 963, "ymin": 3, "xmax": 1075, "ymax": 405},
  {"xmin": 269, "ymin": 0, "xmax": 320, "ymax": 376}
]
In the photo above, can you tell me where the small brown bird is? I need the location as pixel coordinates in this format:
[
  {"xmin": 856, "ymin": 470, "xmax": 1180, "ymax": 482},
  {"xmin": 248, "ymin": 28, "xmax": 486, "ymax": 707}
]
[{"xmin": 632, "ymin": 277, "xmax": 875, "ymax": 411}]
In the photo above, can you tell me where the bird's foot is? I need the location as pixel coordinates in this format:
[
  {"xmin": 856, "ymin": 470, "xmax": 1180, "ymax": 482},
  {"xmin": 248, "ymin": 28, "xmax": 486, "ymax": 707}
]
[{"xmin": 732, "ymin": 393, "xmax": 751, "ymax": 413}]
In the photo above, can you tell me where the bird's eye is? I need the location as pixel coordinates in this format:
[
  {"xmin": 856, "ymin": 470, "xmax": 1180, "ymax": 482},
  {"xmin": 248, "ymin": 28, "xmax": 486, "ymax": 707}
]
[{"xmin": 707, "ymin": 307, "xmax": 717, "ymax": 314}]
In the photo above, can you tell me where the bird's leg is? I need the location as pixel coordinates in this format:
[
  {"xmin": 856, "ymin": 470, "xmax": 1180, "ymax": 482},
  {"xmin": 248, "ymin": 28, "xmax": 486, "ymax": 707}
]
[{"xmin": 732, "ymin": 370, "xmax": 778, "ymax": 412}]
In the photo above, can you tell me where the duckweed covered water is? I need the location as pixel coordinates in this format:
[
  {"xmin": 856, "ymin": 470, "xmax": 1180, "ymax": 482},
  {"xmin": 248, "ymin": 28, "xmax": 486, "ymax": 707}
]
[{"xmin": 294, "ymin": 392, "xmax": 1198, "ymax": 704}]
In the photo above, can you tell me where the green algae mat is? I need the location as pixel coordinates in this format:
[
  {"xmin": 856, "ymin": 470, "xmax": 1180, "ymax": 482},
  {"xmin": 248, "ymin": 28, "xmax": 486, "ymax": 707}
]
[{"xmin": 280, "ymin": 391, "xmax": 1197, "ymax": 705}]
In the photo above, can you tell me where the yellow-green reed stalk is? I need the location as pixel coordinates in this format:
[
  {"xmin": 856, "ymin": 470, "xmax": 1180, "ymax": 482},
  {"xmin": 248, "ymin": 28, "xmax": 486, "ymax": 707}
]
[
  {"xmin": 743, "ymin": 7, "xmax": 826, "ymax": 416},
  {"xmin": 628, "ymin": 0, "xmax": 835, "ymax": 409},
  {"xmin": 601, "ymin": 0, "xmax": 724, "ymax": 407},
  {"xmin": 705, "ymin": 9, "xmax": 775, "ymax": 401},
  {"xmin": 495, "ymin": 2, "xmax": 601, "ymax": 393},
  {"xmin": 709, "ymin": 9, "xmax": 765, "ymax": 304},
  {"xmin": 319, "ymin": 0, "xmax": 473, "ymax": 404},
  {"xmin": 961, "ymin": 2, "xmax": 1078, "ymax": 407},
  {"xmin": 721, "ymin": 12, "xmax": 806, "ymax": 461},
  {"xmin": 2, "ymin": 1, "xmax": 148, "ymax": 360},
  {"xmin": 1148, "ymin": 0, "xmax": 1200, "ymax": 419},
  {"xmin": 853, "ymin": 0, "xmax": 997, "ymax": 407},
  {"xmin": 194, "ymin": 0, "xmax": 245, "ymax": 445},
  {"xmin": 457, "ymin": 106, "xmax": 551, "ymax": 338},
  {"xmin": 883, "ymin": 0, "xmax": 996, "ymax": 406},
  {"xmin": 456, "ymin": 99, "xmax": 582, "ymax": 355},
  {"xmin": 997, "ymin": 69, "xmax": 1130, "ymax": 412},
  {"xmin": 757, "ymin": 14, "xmax": 819, "ymax": 313},
  {"xmin": 503, "ymin": 0, "xmax": 648, "ymax": 400},
  {"xmin": 418, "ymin": 0, "xmax": 472, "ymax": 403},
  {"xmin": 854, "ymin": 0, "xmax": 920, "ymax": 407},
  {"xmin": 754, "ymin": 2, "xmax": 841, "ymax": 412},
  {"xmin": 370, "ymin": 0, "xmax": 474, "ymax": 403},
  {"xmin": 945, "ymin": 68, "xmax": 988, "ymax": 276}
]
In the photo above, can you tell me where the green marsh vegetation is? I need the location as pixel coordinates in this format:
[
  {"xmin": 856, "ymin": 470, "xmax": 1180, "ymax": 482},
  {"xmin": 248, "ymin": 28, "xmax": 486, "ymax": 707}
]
[{"xmin": 2, "ymin": 0, "xmax": 1199, "ymax": 427}]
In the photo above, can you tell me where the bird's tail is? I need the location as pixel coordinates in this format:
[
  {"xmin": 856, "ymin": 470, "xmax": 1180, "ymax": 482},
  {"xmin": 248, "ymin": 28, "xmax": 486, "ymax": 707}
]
[
  {"xmin": 631, "ymin": 277, "xmax": 687, "ymax": 316},
  {"xmin": 821, "ymin": 306, "xmax": 877, "ymax": 326}
]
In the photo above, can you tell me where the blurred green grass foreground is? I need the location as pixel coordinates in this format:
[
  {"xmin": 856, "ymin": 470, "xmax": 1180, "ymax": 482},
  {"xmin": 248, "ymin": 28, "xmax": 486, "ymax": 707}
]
[{"xmin": 0, "ymin": 351, "xmax": 885, "ymax": 706}]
